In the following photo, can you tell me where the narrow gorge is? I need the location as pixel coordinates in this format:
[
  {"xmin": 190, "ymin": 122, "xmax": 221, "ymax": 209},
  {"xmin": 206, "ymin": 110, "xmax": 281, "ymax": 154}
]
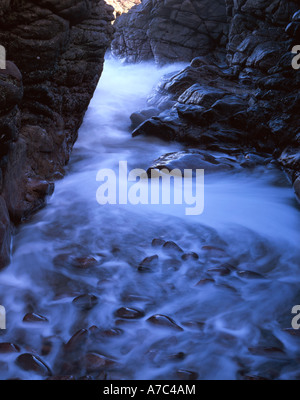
[{"xmin": 0, "ymin": 0, "xmax": 299, "ymax": 381}]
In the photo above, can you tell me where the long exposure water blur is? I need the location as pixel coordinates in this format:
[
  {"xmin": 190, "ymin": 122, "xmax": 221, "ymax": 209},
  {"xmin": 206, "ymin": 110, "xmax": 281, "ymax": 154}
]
[{"xmin": 0, "ymin": 59, "xmax": 300, "ymax": 380}]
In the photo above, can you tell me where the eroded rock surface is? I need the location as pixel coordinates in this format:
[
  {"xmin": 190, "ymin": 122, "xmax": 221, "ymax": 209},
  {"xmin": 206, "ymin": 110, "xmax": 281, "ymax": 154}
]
[
  {"xmin": 120, "ymin": 0, "xmax": 300, "ymax": 193},
  {"xmin": 111, "ymin": 0, "xmax": 229, "ymax": 63},
  {"xmin": 0, "ymin": 0, "xmax": 114, "ymax": 268}
]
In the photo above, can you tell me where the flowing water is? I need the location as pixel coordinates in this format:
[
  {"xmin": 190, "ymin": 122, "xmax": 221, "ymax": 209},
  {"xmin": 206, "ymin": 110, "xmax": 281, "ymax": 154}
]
[{"xmin": 0, "ymin": 59, "xmax": 300, "ymax": 380}]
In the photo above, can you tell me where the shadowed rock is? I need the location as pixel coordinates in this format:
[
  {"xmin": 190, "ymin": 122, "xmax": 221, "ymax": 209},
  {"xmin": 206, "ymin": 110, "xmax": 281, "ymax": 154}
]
[{"xmin": 0, "ymin": 0, "xmax": 114, "ymax": 269}]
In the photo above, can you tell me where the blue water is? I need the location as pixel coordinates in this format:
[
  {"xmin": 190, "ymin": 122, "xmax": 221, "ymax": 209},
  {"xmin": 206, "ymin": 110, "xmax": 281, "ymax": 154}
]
[{"xmin": 0, "ymin": 59, "xmax": 299, "ymax": 380}]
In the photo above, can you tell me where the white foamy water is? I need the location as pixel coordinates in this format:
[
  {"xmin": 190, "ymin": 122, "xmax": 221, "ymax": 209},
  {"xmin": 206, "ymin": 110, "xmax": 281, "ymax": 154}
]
[{"xmin": 0, "ymin": 59, "xmax": 300, "ymax": 380}]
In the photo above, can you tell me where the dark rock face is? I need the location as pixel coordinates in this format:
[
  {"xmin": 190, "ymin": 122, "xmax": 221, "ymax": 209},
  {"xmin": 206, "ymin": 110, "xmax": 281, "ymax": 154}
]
[
  {"xmin": 121, "ymin": 0, "xmax": 300, "ymax": 190},
  {"xmin": 111, "ymin": 0, "xmax": 229, "ymax": 63},
  {"xmin": 0, "ymin": 0, "xmax": 114, "ymax": 268},
  {"xmin": 147, "ymin": 150, "xmax": 239, "ymax": 175}
]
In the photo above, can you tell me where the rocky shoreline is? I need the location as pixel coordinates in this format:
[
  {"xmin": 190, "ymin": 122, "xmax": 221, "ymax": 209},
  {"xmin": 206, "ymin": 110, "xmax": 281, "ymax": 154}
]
[
  {"xmin": 0, "ymin": 0, "xmax": 115, "ymax": 268},
  {"xmin": 112, "ymin": 0, "xmax": 300, "ymax": 201}
]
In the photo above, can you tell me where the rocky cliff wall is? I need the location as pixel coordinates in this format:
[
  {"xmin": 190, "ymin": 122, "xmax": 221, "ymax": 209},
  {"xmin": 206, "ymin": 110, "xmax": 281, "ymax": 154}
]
[
  {"xmin": 111, "ymin": 0, "xmax": 229, "ymax": 63},
  {"xmin": 113, "ymin": 0, "xmax": 300, "ymax": 201},
  {"xmin": 0, "ymin": 0, "xmax": 114, "ymax": 268}
]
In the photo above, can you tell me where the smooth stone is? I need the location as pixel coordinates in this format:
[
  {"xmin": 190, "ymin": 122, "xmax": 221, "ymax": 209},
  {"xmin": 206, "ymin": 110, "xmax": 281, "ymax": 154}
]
[
  {"xmin": 138, "ymin": 255, "xmax": 159, "ymax": 272},
  {"xmin": 72, "ymin": 294, "xmax": 99, "ymax": 311},
  {"xmin": 23, "ymin": 313, "xmax": 49, "ymax": 323},
  {"xmin": 65, "ymin": 329, "xmax": 89, "ymax": 351},
  {"xmin": 147, "ymin": 314, "xmax": 183, "ymax": 331},
  {"xmin": 163, "ymin": 241, "xmax": 183, "ymax": 253},
  {"xmin": 181, "ymin": 252, "xmax": 199, "ymax": 261},
  {"xmin": 114, "ymin": 307, "xmax": 145, "ymax": 319},
  {"xmin": 151, "ymin": 238, "xmax": 165, "ymax": 247},
  {"xmin": 16, "ymin": 354, "xmax": 52, "ymax": 377},
  {"xmin": 93, "ymin": 328, "xmax": 124, "ymax": 338},
  {"xmin": 0, "ymin": 343, "xmax": 20, "ymax": 353}
]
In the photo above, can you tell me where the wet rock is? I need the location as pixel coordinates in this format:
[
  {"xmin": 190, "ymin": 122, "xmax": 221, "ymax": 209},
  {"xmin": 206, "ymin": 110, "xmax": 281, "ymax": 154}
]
[
  {"xmin": 16, "ymin": 354, "xmax": 52, "ymax": 377},
  {"xmin": 163, "ymin": 241, "xmax": 183, "ymax": 254},
  {"xmin": 138, "ymin": 255, "xmax": 159, "ymax": 273},
  {"xmin": 148, "ymin": 150, "xmax": 236, "ymax": 175},
  {"xmin": 168, "ymin": 352, "xmax": 186, "ymax": 361},
  {"xmin": 53, "ymin": 254, "xmax": 98, "ymax": 270},
  {"xmin": 130, "ymin": 108, "xmax": 160, "ymax": 130},
  {"xmin": 72, "ymin": 257, "xmax": 98, "ymax": 270},
  {"xmin": 0, "ymin": 0, "xmax": 114, "ymax": 269},
  {"xmin": 181, "ymin": 252, "xmax": 199, "ymax": 261},
  {"xmin": 65, "ymin": 329, "xmax": 89, "ymax": 351},
  {"xmin": 179, "ymin": 84, "xmax": 227, "ymax": 108},
  {"xmin": 147, "ymin": 315, "xmax": 183, "ymax": 332},
  {"xmin": 23, "ymin": 313, "xmax": 49, "ymax": 323},
  {"xmin": 115, "ymin": 307, "xmax": 145, "ymax": 320},
  {"xmin": 111, "ymin": 0, "xmax": 229, "ymax": 63},
  {"xmin": 72, "ymin": 294, "xmax": 99, "ymax": 311},
  {"xmin": 82, "ymin": 353, "xmax": 116, "ymax": 372},
  {"xmin": 0, "ymin": 343, "xmax": 20, "ymax": 354},
  {"xmin": 91, "ymin": 328, "xmax": 124, "ymax": 339},
  {"xmin": 220, "ymin": 262, "xmax": 237, "ymax": 271},
  {"xmin": 237, "ymin": 270, "xmax": 265, "ymax": 279},
  {"xmin": 120, "ymin": 0, "xmax": 300, "ymax": 192},
  {"xmin": 151, "ymin": 238, "xmax": 165, "ymax": 247},
  {"xmin": 211, "ymin": 95, "xmax": 247, "ymax": 116}
]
